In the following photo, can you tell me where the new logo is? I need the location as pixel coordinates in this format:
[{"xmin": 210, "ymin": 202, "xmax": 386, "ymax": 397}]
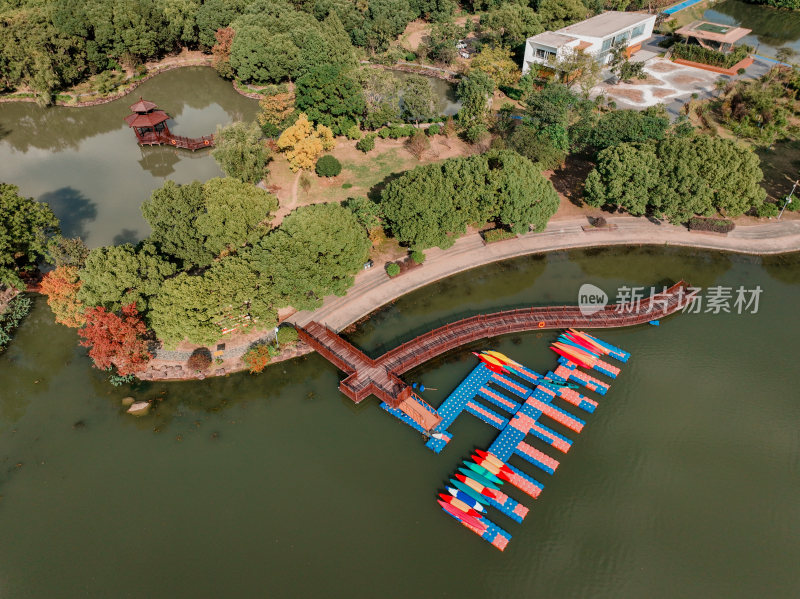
[{"xmin": 578, "ymin": 283, "xmax": 608, "ymax": 316}]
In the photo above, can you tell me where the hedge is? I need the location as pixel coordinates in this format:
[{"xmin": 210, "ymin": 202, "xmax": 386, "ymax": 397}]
[
  {"xmin": 483, "ymin": 228, "xmax": 517, "ymax": 243},
  {"xmin": 687, "ymin": 216, "xmax": 736, "ymax": 233},
  {"xmin": 672, "ymin": 42, "xmax": 752, "ymax": 69},
  {"xmin": 356, "ymin": 134, "xmax": 376, "ymax": 153},
  {"xmin": 499, "ymin": 85, "xmax": 523, "ymax": 100}
]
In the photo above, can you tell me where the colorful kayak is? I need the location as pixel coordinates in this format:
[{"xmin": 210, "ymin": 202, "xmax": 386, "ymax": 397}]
[
  {"xmin": 450, "ymin": 478, "xmax": 491, "ymax": 506},
  {"xmin": 553, "ymin": 342, "xmax": 597, "ymax": 364},
  {"xmin": 438, "ymin": 500, "xmax": 487, "ymax": 531},
  {"xmin": 455, "ymin": 473, "xmax": 499, "ymax": 500},
  {"xmin": 438, "ymin": 493, "xmax": 483, "ymax": 518},
  {"xmin": 475, "ymin": 449, "xmax": 511, "ymax": 472},
  {"xmin": 471, "ymin": 456, "xmax": 514, "ymax": 482},
  {"xmin": 483, "ymin": 350, "xmax": 518, "ymax": 368},
  {"xmin": 446, "ymin": 486, "xmax": 486, "ymax": 513},
  {"xmin": 463, "ymin": 460, "xmax": 504, "ymax": 486},
  {"xmin": 551, "ymin": 346, "xmax": 593, "ymax": 369},
  {"xmin": 457, "ymin": 468, "xmax": 500, "ymax": 492},
  {"xmin": 472, "ymin": 353, "xmax": 506, "ymax": 374}
]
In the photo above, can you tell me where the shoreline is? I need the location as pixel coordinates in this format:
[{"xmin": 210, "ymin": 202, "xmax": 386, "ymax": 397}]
[{"xmin": 141, "ymin": 214, "xmax": 800, "ymax": 381}]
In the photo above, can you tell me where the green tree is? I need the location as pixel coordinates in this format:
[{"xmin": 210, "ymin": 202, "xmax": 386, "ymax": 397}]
[
  {"xmin": 149, "ymin": 254, "xmax": 275, "ymax": 348},
  {"xmin": 585, "ymin": 136, "xmax": 766, "ymax": 223},
  {"xmin": 212, "ymin": 121, "xmax": 272, "ymax": 184},
  {"xmin": 523, "ymin": 82, "xmax": 581, "ymax": 151},
  {"xmin": 609, "ymin": 41, "xmax": 646, "ymax": 84},
  {"xmin": 356, "ymin": 68, "xmax": 401, "ymax": 129},
  {"xmin": 295, "ymin": 65, "xmax": 366, "ymax": 135},
  {"xmin": 78, "ymin": 242, "xmax": 177, "ymax": 312},
  {"xmin": 585, "ymin": 107, "xmax": 670, "ymax": 151},
  {"xmin": 456, "ymin": 70, "xmax": 495, "ymax": 142},
  {"xmin": 0, "ymin": 183, "xmax": 59, "ymax": 289},
  {"xmin": 343, "ymin": 197, "xmax": 382, "ymax": 231},
  {"xmin": 508, "ymin": 126, "xmax": 567, "ymax": 170},
  {"xmin": 537, "ymin": 0, "xmax": 587, "ymax": 30},
  {"xmin": 198, "ymin": 178, "xmax": 278, "ymax": 257},
  {"xmin": 195, "ymin": 0, "xmax": 247, "ymax": 48},
  {"xmin": 229, "ymin": 27, "xmax": 300, "ymax": 83},
  {"xmin": 254, "ymin": 204, "xmax": 370, "ymax": 310},
  {"xmin": 481, "ymin": 4, "xmax": 543, "ymax": 47},
  {"xmin": 423, "ymin": 20, "xmax": 461, "ymax": 64},
  {"xmin": 402, "ymin": 74, "xmax": 437, "ymax": 125},
  {"xmin": 141, "ymin": 180, "xmax": 213, "ymax": 268},
  {"xmin": 489, "ymin": 150, "xmax": 559, "ymax": 233}
]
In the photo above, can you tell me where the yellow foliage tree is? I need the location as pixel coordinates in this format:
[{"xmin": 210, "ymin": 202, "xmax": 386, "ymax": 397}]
[
  {"xmin": 277, "ymin": 113, "xmax": 336, "ymax": 171},
  {"xmin": 470, "ymin": 46, "xmax": 520, "ymax": 87},
  {"xmin": 257, "ymin": 91, "xmax": 295, "ymax": 128}
]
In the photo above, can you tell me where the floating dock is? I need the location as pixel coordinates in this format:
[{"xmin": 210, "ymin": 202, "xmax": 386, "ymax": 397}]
[{"xmin": 421, "ymin": 331, "xmax": 631, "ymax": 550}]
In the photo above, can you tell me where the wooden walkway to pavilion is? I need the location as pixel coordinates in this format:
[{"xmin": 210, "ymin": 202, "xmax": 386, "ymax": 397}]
[{"xmin": 297, "ymin": 281, "xmax": 694, "ymax": 431}]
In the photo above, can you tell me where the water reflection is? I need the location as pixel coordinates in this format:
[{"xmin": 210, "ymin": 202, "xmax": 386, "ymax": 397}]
[
  {"xmin": 38, "ymin": 187, "xmax": 98, "ymax": 239},
  {"xmin": 0, "ymin": 67, "xmax": 257, "ymax": 247},
  {"xmin": 706, "ymin": 0, "xmax": 800, "ymax": 54}
]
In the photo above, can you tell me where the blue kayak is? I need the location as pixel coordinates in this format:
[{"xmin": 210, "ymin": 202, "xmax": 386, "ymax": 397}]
[
  {"xmin": 450, "ymin": 479, "xmax": 491, "ymax": 506},
  {"xmin": 446, "ymin": 486, "xmax": 486, "ymax": 513}
]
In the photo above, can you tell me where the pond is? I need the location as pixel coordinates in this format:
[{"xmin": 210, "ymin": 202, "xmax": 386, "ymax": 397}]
[
  {"xmin": 0, "ymin": 67, "xmax": 259, "ymax": 247},
  {"xmin": 392, "ymin": 70, "xmax": 461, "ymax": 117},
  {"xmin": 704, "ymin": 0, "xmax": 800, "ymax": 57},
  {"xmin": 1, "ymin": 247, "xmax": 798, "ymax": 598}
]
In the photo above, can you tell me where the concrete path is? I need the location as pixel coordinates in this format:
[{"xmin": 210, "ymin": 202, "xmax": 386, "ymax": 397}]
[{"xmin": 288, "ymin": 216, "xmax": 800, "ymax": 331}]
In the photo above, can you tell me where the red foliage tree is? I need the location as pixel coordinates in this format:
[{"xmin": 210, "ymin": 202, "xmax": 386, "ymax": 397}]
[
  {"xmin": 39, "ymin": 266, "xmax": 85, "ymax": 328},
  {"xmin": 212, "ymin": 27, "xmax": 235, "ymax": 79},
  {"xmin": 78, "ymin": 303, "xmax": 152, "ymax": 376}
]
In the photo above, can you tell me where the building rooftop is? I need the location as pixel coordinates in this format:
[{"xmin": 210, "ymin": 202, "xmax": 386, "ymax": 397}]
[
  {"xmin": 675, "ymin": 20, "xmax": 751, "ymax": 44},
  {"xmin": 557, "ymin": 11, "xmax": 654, "ymax": 38},
  {"xmin": 527, "ymin": 31, "xmax": 577, "ymax": 48}
]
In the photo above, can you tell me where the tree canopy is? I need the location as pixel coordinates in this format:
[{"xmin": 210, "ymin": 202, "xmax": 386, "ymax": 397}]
[
  {"xmin": 381, "ymin": 151, "xmax": 558, "ymax": 249},
  {"xmin": 456, "ymin": 70, "xmax": 495, "ymax": 142},
  {"xmin": 212, "ymin": 121, "xmax": 272, "ymax": 183},
  {"xmin": 585, "ymin": 136, "xmax": 766, "ymax": 223},
  {"xmin": 0, "ymin": 183, "xmax": 60, "ymax": 289},
  {"xmin": 295, "ymin": 65, "xmax": 366, "ymax": 135},
  {"xmin": 253, "ymin": 203, "xmax": 370, "ymax": 310}
]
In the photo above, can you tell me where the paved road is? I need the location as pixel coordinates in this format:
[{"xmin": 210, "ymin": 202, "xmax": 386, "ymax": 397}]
[{"xmin": 288, "ymin": 216, "xmax": 800, "ymax": 331}]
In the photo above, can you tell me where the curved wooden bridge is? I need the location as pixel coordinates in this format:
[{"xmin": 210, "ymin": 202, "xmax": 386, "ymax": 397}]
[{"xmin": 297, "ymin": 282, "xmax": 694, "ymax": 430}]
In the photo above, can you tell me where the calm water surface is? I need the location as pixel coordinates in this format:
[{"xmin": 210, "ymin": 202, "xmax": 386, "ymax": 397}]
[
  {"xmin": 1, "ymin": 248, "xmax": 798, "ymax": 598},
  {"xmin": 1, "ymin": 66, "xmax": 799, "ymax": 598},
  {"xmin": 705, "ymin": 0, "xmax": 800, "ymax": 56},
  {"xmin": 0, "ymin": 67, "xmax": 259, "ymax": 247}
]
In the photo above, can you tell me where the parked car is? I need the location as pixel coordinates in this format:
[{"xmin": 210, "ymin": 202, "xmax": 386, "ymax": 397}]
[
  {"xmin": 363, "ymin": 260, "xmax": 374, "ymax": 270},
  {"xmin": 459, "ymin": 51, "xmax": 470, "ymax": 59},
  {"xmin": 456, "ymin": 40, "xmax": 467, "ymax": 50}
]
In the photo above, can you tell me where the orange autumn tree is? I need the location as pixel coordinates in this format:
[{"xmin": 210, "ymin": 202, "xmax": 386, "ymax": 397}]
[
  {"xmin": 276, "ymin": 113, "xmax": 334, "ymax": 171},
  {"xmin": 40, "ymin": 266, "xmax": 85, "ymax": 328},
  {"xmin": 212, "ymin": 27, "xmax": 235, "ymax": 79},
  {"xmin": 78, "ymin": 303, "xmax": 152, "ymax": 376}
]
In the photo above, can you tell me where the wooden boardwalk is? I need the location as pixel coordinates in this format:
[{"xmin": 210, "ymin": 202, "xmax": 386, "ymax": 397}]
[
  {"xmin": 297, "ymin": 281, "xmax": 694, "ymax": 430},
  {"xmin": 137, "ymin": 130, "xmax": 214, "ymax": 150}
]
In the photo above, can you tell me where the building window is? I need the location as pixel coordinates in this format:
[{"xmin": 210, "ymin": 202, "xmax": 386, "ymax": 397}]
[
  {"xmin": 601, "ymin": 38, "xmax": 612, "ymax": 52},
  {"xmin": 536, "ymin": 48, "xmax": 546, "ymax": 58},
  {"xmin": 613, "ymin": 30, "xmax": 631, "ymax": 46},
  {"xmin": 632, "ymin": 24, "xmax": 645, "ymax": 38}
]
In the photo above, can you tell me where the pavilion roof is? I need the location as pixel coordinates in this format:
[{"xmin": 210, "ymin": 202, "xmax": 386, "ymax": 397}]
[
  {"xmin": 124, "ymin": 110, "xmax": 169, "ymax": 128},
  {"xmin": 129, "ymin": 97, "xmax": 158, "ymax": 113},
  {"xmin": 675, "ymin": 21, "xmax": 751, "ymax": 44}
]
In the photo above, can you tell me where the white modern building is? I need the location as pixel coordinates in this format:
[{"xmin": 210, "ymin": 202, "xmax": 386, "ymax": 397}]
[{"xmin": 522, "ymin": 11, "xmax": 657, "ymax": 75}]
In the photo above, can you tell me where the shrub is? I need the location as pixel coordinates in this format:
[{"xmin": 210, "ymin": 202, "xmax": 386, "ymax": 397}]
[
  {"xmin": 342, "ymin": 183, "xmax": 353, "ymax": 189},
  {"xmin": 483, "ymin": 228, "xmax": 517, "ymax": 243},
  {"xmin": 0, "ymin": 295, "xmax": 32, "ymax": 352},
  {"xmin": 687, "ymin": 216, "xmax": 736, "ymax": 233},
  {"xmin": 499, "ymin": 85, "xmax": 523, "ymax": 100},
  {"xmin": 672, "ymin": 42, "xmax": 752, "ymax": 69},
  {"xmin": 426, "ymin": 124, "xmax": 442, "ymax": 136},
  {"xmin": 592, "ymin": 216, "xmax": 608, "ymax": 228},
  {"xmin": 378, "ymin": 128, "xmax": 391, "ymax": 139},
  {"xmin": 315, "ymin": 155, "xmax": 342, "ymax": 177},
  {"xmin": 405, "ymin": 52, "xmax": 417, "ymax": 62},
  {"xmin": 386, "ymin": 263, "xmax": 401, "ymax": 277},
  {"xmin": 187, "ymin": 348, "xmax": 212, "ymax": 371},
  {"xmin": 410, "ymin": 250, "xmax": 426, "ymax": 264},
  {"xmin": 346, "ymin": 125, "xmax": 362, "ymax": 141},
  {"xmin": 356, "ymin": 134, "xmax": 376, "ymax": 153},
  {"xmin": 757, "ymin": 202, "xmax": 780, "ymax": 218},
  {"xmin": 276, "ymin": 326, "xmax": 299, "ymax": 345},
  {"xmin": 243, "ymin": 344, "xmax": 272, "ymax": 374}
]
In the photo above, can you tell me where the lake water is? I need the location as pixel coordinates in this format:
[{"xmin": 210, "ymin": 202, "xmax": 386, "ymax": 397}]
[
  {"xmin": 1, "ymin": 66, "xmax": 799, "ymax": 598},
  {"xmin": 705, "ymin": 0, "xmax": 800, "ymax": 57},
  {"xmin": 0, "ymin": 67, "xmax": 259, "ymax": 247},
  {"xmin": 1, "ymin": 247, "xmax": 798, "ymax": 598}
]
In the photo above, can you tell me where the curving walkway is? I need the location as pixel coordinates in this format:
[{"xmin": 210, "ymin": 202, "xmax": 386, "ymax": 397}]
[{"xmin": 289, "ymin": 216, "xmax": 800, "ymax": 332}]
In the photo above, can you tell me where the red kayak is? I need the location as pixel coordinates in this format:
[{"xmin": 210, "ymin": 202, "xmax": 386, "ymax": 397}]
[
  {"xmin": 455, "ymin": 473, "xmax": 499, "ymax": 500},
  {"xmin": 438, "ymin": 493, "xmax": 482, "ymax": 519},
  {"xmin": 438, "ymin": 500, "xmax": 487, "ymax": 531},
  {"xmin": 472, "ymin": 352, "xmax": 507, "ymax": 374},
  {"xmin": 474, "ymin": 450, "xmax": 513, "ymax": 474}
]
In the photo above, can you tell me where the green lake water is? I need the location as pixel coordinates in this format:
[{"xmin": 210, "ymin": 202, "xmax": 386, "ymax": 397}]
[
  {"xmin": 1, "ymin": 248, "xmax": 799, "ymax": 598},
  {"xmin": 705, "ymin": 0, "xmax": 800, "ymax": 57},
  {"xmin": 1, "ymin": 67, "xmax": 799, "ymax": 598}
]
